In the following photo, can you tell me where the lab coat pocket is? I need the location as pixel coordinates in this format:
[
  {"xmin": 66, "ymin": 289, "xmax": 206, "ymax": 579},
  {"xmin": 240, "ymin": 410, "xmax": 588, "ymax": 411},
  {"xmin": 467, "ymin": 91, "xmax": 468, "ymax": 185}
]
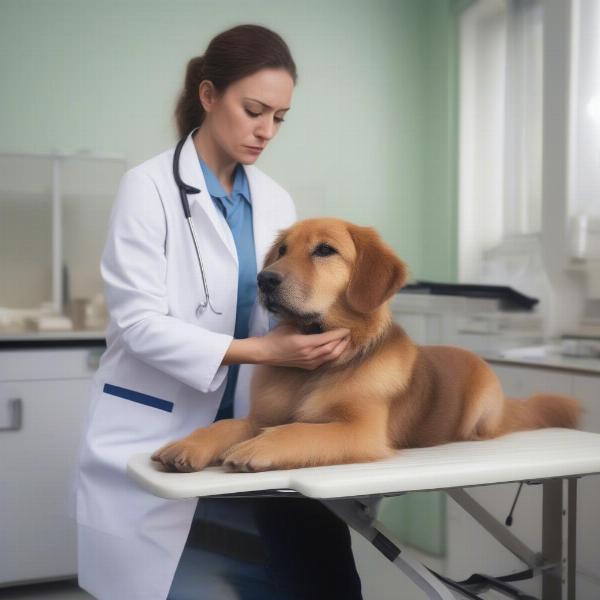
[
  {"xmin": 75, "ymin": 379, "xmax": 180, "ymax": 538},
  {"xmin": 92, "ymin": 380, "xmax": 178, "ymax": 447},
  {"xmin": 102, "ymin": 383, "xmax": 174, "ymax": 413}
]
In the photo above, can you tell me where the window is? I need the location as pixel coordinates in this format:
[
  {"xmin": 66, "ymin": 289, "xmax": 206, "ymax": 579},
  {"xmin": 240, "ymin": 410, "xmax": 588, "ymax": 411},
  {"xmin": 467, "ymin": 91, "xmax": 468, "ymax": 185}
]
[
  {"xmin": 458, "ymin": 0, "xmax": 543, "ymax": 282},
  {"xmin": 571, "ymin": 0, "xmax": 600, "ymax": 220}
]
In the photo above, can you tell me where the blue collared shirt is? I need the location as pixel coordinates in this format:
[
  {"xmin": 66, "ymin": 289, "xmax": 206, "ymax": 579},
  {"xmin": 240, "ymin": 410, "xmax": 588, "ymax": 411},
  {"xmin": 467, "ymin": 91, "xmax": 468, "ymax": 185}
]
[{"xmin": 199, "ymin": 158, "xmax": 257, "ymax": 421}]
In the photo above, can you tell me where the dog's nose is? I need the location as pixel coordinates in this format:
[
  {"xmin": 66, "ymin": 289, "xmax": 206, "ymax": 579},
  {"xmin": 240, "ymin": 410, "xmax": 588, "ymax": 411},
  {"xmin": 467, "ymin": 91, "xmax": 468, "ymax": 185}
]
[{"xmin": 257, "ymin": 270, "xmax": 282, "ymax": 293}]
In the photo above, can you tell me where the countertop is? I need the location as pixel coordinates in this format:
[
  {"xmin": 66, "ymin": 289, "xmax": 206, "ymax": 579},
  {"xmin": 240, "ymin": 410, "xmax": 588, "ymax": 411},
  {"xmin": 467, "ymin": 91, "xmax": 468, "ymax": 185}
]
[
  {"xmin": 1, "ymin": 330, "xmax": 599, "ymax": 375},
  {"xmin": 0, "ymin": 329, "xmax": 105, "ymax": 349},
  {"xmin": 480, "ymin": 347, "xmax": 600, "ymax": 375}
]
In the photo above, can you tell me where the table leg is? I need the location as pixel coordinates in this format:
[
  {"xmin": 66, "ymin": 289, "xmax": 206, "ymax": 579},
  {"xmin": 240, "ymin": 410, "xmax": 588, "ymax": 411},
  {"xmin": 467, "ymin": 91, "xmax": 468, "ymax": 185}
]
[
  {"xmin": 323, "ymin": 498, "xmax": 457, "ymax": 600},
  {"xmin": 542, "ymin": 477, "xmax": 577, "ymax": 600}
]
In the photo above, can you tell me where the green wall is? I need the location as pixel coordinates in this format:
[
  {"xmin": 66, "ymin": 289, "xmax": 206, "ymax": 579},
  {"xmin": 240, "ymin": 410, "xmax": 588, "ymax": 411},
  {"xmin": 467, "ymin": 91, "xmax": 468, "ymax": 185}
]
[
  {"xmin": 0, "ymin": 0, "xmax": 459, "ymax": 282},
  {"xmin": 421, "ymin": 0, "xmax": 461, "ymax": 282}
]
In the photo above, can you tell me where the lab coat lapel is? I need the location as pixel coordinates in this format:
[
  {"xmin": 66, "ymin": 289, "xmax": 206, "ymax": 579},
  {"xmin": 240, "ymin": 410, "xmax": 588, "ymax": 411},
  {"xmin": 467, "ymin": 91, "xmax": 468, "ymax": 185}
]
[
  {"xmin": 178, "ymin": 129, "xmax": 238, "ymax": 262},
  {"xmin": 243, "ymin": 164, "xmax": 276, "ymax": 337}
]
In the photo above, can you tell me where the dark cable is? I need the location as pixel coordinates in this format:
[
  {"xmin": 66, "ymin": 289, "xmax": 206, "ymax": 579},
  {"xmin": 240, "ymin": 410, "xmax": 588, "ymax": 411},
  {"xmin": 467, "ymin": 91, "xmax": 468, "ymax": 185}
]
[
  {"xmin": 426, "ymin": 567, "xmax": 484, "ymax": 599},
  {"xmin": 505, "ymin": 482, "xmax": 524, "ymax": 526},
  {"xmin": 457, "ymin": 572, "xmax": 538, "ymax": 599},
  {"xmin": 426, "ymin": 566, "xmax": 538, "ymax": 600}
]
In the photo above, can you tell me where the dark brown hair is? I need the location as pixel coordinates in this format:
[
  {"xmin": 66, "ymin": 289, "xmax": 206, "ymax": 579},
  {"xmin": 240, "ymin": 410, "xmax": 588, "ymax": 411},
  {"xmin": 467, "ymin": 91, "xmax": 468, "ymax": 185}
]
[{"xmin": 174, "ymin": 24, "xmax": 297, "ymax": 139}]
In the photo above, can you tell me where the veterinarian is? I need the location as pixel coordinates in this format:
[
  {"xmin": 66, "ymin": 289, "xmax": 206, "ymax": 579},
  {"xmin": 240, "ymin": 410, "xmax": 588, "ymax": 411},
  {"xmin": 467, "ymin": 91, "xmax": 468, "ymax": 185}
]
[{"xmin": 73, "ymin": 24, "xmax": 362, "ymax": 600}]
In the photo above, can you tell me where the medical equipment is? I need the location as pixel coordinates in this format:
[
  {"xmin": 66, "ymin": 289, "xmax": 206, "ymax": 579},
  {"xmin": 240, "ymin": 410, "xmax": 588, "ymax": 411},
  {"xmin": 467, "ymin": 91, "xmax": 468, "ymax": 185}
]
[
  {"xmin": 173, "ymin": 136, "xmax": 222, "ymax": 316},
  {"xmin": 129, "ymin": 427, "xmax": 600, "ymax": 600}
]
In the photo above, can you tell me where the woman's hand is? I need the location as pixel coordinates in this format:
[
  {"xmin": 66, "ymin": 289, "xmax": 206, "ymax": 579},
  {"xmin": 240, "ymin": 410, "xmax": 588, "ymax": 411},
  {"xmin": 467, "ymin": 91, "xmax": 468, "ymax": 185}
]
[
  {"xmin": 223, "ymin": 324, "xmax": 351, "ymax": 370},
  {"xmin": 259, "ymin": 324, "xmax": 350, "ymax": 369}
]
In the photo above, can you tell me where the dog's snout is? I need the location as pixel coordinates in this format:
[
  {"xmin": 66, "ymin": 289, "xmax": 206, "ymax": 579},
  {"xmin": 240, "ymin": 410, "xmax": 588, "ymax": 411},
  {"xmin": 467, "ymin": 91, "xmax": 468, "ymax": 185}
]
[{"xmin": 257, "ymin": 270, "xmax": 282, "ymax": 293}]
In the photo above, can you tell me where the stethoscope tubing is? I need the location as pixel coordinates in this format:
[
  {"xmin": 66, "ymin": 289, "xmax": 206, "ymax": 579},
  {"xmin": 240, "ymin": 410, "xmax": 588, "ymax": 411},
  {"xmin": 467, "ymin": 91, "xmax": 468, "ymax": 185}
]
[{"xmin": 173, "ymin": 135, "xmax": 222, "ymax": 316}]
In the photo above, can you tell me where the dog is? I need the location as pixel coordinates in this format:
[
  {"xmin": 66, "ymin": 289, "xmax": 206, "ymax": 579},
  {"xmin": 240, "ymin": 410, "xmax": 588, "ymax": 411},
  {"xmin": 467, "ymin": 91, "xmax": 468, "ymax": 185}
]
[{"xmin": 152, "ymin": 218, "xmax": 580, "ymax": 473}]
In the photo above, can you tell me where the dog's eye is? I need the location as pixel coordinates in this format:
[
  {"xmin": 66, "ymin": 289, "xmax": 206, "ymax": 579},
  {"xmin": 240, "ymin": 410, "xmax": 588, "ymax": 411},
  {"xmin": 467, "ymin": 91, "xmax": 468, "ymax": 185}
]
[
  {"xmin": 313, "ymin": 243, "xmax": 337, "ymax": 257},
  {"xmin": 278, "ymin": 244, "xmax": 287, "ymax": 257}
]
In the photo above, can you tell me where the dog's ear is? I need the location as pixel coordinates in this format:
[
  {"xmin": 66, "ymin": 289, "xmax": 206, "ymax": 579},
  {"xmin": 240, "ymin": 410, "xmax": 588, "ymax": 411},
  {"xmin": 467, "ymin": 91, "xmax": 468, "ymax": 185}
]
[
  {"xmin": 346, "ymin": 225, "xmax": 408, "ymax": 313},
  {"xmin": 262, "ymin": 228, "xmax": 288, "ymax": 269}
]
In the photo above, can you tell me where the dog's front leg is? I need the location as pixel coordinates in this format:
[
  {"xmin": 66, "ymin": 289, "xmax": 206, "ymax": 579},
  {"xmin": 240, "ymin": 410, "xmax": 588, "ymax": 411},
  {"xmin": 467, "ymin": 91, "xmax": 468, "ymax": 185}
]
[
  {"xmin": 221, "ymin": 409, "xmax": 392, "ymax": 472},
  {"xmin": 152, "ymin": 418, "xmax": 258, "ymax": 472}
]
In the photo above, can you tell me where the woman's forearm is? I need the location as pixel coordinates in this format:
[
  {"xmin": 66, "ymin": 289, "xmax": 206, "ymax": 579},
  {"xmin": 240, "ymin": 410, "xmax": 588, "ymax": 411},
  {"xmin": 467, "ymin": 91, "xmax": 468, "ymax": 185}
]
[{"xmin": 222, "ymin": 336, "xmax": 268, "ymax": 366}]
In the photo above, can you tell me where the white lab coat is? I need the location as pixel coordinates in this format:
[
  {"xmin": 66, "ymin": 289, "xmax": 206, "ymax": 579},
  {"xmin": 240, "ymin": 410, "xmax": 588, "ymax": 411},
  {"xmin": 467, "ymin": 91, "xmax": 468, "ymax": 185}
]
[{"xmin": 73, "ymin": 127, "xmax": 296, "ymax": 600}]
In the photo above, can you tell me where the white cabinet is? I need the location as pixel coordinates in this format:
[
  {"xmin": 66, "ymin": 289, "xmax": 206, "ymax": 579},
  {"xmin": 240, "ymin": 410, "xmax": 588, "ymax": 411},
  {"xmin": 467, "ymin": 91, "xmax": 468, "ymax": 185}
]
[
  {"xmin": 0, "ymin": 347, "xmax": 99, "ymax": 586},
  {"xmin": 492, "ymin": 365, "xmax": 600, "ymax": 597},
  {"xmin": 491, "ymin": 363, "xmax": 573, "ymax": 398},
  {"xmin": 443, "ymin": 363, "xmax": 600, "ymax": 599}
]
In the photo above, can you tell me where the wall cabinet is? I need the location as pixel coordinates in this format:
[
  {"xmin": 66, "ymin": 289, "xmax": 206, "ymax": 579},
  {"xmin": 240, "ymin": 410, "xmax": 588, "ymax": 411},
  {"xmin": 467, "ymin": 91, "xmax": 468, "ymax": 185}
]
[
  {"xmin": 0, "ymin": 153, "xmax": 124, "ymax": 319},
  {"xmin": 0, "ymin": 348, "xmax": 98, "ymax": 586}
]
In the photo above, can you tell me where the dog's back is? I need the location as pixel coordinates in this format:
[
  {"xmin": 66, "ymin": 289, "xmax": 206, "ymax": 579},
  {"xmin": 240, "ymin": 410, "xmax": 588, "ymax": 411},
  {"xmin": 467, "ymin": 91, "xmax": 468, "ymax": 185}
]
[{"xmin": 388, "ymin": 338, "xmax": 581, "ymax": 448}]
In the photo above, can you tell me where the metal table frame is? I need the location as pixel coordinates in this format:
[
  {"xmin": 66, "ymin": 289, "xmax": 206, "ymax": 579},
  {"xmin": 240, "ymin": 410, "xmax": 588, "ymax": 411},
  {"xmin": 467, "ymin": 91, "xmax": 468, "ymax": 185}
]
[
  {"xmin": 129, "ymin": 429, "xmax": 600, "ymax": 600},
  {"xmin": 204, "ymin": 476, "xmax": 578, "ymax": 600}
]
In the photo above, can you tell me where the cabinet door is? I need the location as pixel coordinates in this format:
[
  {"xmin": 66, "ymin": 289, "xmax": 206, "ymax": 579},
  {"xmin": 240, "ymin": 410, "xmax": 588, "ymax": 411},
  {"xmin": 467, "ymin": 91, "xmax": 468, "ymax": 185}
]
[
  {"xmin": 0, "ymin": 378, "xmax": 91, "ymax": 585},
  {"xmin": 490, "ymin": 363, "xmax": 574, "ymax": 398},
  {"xmin": 444, "ymin": 365, "xmax": 574, "ymax": 598}
]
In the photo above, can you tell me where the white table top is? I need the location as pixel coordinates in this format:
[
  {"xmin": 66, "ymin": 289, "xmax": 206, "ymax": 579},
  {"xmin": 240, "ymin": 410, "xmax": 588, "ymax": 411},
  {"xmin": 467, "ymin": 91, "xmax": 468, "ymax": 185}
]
[{"xmin": 127, "ymin": 428, "xmax": 600, "ymax": 500}]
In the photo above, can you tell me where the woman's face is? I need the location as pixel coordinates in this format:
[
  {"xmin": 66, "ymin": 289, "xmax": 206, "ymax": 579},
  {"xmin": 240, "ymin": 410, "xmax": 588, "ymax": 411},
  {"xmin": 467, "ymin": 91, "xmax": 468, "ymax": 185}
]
[{"xmin": 200, "ymin": 68, "xmax": 294, "ymax": 164}]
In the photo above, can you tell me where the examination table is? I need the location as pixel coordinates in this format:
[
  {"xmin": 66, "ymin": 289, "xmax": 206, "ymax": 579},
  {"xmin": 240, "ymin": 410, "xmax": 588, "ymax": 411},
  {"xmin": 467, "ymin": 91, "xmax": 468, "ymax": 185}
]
[{"xmin": 128, "ymin": 428, "xmax": 600, "ymax": 599}]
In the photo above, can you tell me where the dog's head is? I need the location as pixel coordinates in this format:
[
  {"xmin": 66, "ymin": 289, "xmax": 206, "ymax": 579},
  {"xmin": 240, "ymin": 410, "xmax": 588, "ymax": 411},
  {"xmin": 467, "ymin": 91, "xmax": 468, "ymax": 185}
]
[{"xmin": 257, "ymin": 218, "xmax": 408, "ymax": 332}]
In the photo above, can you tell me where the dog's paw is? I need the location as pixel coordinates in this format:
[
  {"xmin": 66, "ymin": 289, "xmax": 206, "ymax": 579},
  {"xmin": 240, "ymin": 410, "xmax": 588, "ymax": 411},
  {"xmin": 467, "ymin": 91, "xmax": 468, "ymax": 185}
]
[
  {"xmin": 220, "ymin": 436, "xmax": 278, "ymax": 472},
  {"xmin": 151, "ymin": 438, "xmax": 216, "ymax": 473}
]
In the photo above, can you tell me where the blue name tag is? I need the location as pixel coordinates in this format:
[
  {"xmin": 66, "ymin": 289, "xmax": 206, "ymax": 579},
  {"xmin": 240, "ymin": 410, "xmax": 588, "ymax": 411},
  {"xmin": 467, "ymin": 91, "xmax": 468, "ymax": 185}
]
[{"xmin": 103, "ymin": 383, "xmax": 173, "ymax": 413}]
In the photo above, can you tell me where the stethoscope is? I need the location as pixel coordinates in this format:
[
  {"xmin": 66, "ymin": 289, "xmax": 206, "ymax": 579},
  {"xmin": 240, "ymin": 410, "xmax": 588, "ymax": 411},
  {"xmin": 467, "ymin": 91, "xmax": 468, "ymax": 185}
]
[{"xmin": 173, "ymin": 135, "xmax": 222, "ymax": 316}]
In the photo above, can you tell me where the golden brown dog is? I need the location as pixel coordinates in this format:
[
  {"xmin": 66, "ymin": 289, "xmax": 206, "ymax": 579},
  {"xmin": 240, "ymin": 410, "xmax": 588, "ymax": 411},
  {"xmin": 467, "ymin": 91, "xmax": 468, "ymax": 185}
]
[{"xmin": 152, "ymin": 218, "xmax": 580, "ymax": 473}]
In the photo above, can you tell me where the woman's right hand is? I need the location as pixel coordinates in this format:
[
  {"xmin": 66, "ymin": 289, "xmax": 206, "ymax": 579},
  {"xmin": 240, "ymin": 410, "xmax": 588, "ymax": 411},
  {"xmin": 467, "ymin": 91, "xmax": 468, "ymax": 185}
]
[
  {"xmin": 223, "ymin": 324, "xmax": 351, "ymax": 370},
  {"xmin": 258, "ymin": 324, "xmax": 351, "ymax": 369}
]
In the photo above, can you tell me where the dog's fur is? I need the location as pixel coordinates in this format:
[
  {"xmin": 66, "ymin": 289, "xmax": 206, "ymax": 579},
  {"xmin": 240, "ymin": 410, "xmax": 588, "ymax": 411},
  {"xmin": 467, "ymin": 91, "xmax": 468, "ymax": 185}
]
[{"xmin": 152, "ymin": 218, "xmax": 580, "ymax": 473}]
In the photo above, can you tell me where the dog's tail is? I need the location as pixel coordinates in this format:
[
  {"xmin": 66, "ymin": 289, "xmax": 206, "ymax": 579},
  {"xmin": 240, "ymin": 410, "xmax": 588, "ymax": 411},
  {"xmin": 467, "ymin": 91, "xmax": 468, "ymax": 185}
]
[{"xmin": 499, "ymin": 394, "xmax": 581, "ymax": 435}]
